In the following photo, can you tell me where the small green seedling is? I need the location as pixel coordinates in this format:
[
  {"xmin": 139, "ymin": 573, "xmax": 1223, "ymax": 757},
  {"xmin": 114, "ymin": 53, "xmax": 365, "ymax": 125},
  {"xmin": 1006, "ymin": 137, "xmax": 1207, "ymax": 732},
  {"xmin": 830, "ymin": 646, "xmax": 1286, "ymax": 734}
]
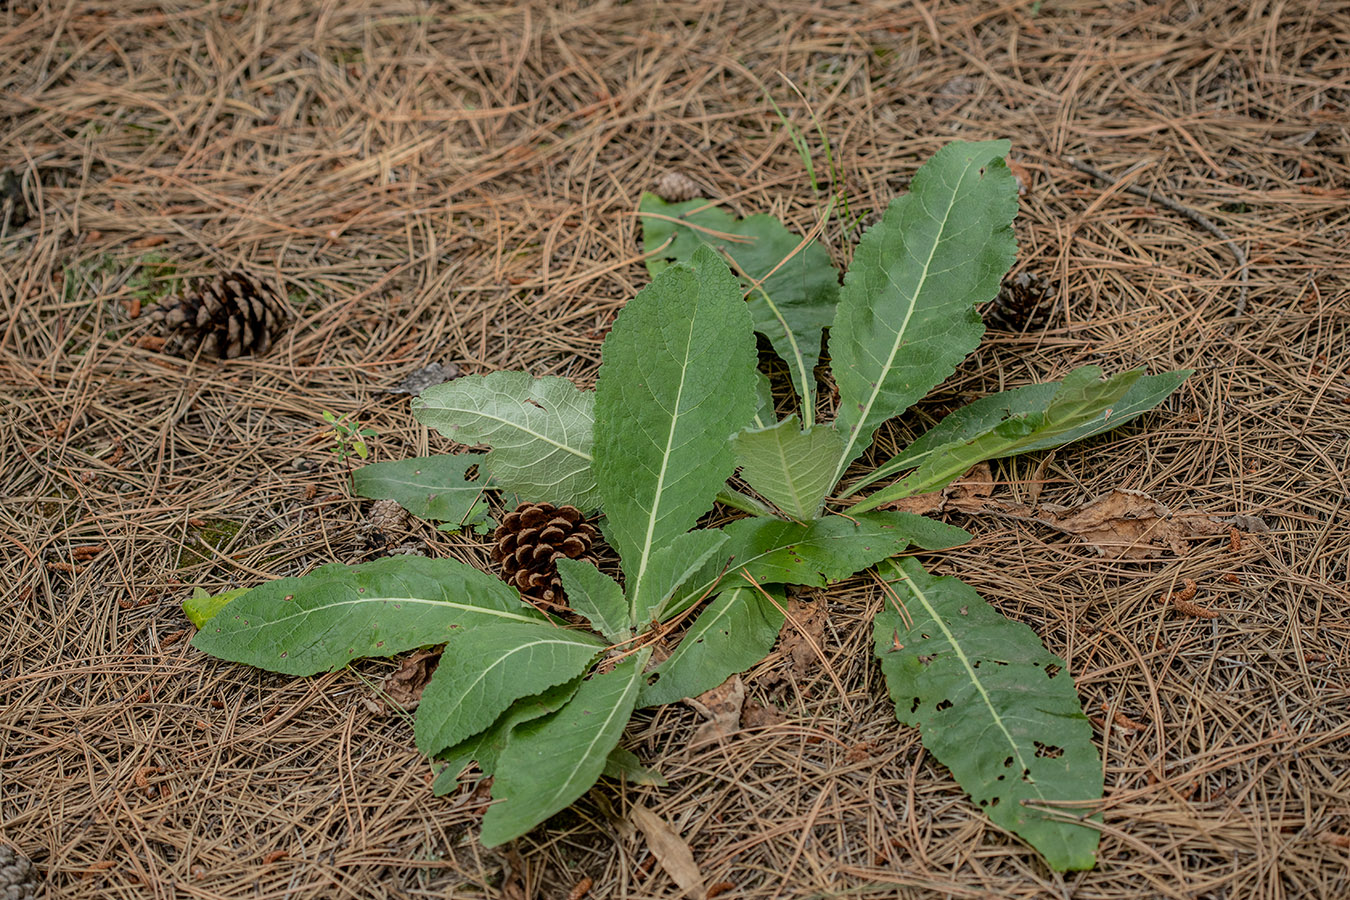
[
  {"xmin": 189, "ymin": 141, "xmax": 1188, "ymax": 869},
  {"xmin": 322, "ymin": 410, "xmax": 376, "ymax": 463}
]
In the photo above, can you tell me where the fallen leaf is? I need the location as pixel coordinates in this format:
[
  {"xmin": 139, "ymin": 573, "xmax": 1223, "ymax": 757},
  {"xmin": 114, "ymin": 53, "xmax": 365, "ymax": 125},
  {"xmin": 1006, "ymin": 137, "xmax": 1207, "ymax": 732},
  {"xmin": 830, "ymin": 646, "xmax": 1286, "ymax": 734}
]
[
  {"xmin": 781, "ymin": 596, "xmax": 828, "ymax": 678},
  {"xmin": 686, "ymin": 675, "xmax": 745, "ymax": 745},
  {"xmin": 740, "ymin": 699, "xmax": 788, "ymax": 731},
  {"xmin": 630, "ymin": 804, "xmax": 706, "ymax": 899},
  {"xmin": 379, "ymin": 648, "xmax": 441, "ymax": 711},
  {"xmin": 877, "ymin": 461, "xmax": 992, "ymax": 515}
]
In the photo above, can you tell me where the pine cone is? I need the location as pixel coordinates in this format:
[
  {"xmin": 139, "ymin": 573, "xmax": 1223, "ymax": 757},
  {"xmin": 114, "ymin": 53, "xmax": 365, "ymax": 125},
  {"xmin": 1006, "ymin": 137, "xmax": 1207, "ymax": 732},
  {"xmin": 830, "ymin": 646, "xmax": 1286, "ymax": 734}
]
[
  {"xmin": 155, "ymin": 271, "xmax": 291, "ymax": 359},
  {"xmin": 654, "ymin": 170, "xmax": 702, "ymax": 203},
  {"xmin": 0, "ymin": 846, "xmax": 37, "ymax": 900},
  {"xmin": 490, "ymin": 502, "xmax": 598, "ymax": 609},
  {"xmin": 984, "ymin": 271, "xmax": 1056, "ymax": 332},
  {"xmin": 368, "ymin": 498, "xmax": 409, "ymax": 537}
]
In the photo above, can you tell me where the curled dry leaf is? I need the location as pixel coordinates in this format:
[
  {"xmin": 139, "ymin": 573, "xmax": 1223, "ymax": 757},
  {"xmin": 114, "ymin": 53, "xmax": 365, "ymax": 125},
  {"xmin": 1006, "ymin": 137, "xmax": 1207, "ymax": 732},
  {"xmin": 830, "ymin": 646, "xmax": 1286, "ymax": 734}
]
[
  {"xmin": 379, "ymin": 648, "xmax": 441, "ymax": 712},
  {"xmin": 781, "ymin": 595, "xmax": 828, "ymax": 678},
  {"xmin": 686, "ymin": 675, "xmax": 745, "ymax": 745},
  {"xmin": 630, "ymin": 804, "xmax": 706, "ymax": 899},
  {"xmin": 877, "ymin": 461, "xmax": 993, "ymax": 515},
  {"xmin": 740, "ymin": 698, "xmax": 788, "ymax": 731}
]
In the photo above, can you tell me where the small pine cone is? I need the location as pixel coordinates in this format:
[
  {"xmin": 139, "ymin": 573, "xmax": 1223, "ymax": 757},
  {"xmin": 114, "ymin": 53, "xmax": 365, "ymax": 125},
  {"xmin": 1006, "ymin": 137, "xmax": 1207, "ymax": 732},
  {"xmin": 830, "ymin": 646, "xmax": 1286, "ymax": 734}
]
[
  {"xmin": 490, "ymin": 502, "xmax": 598, "ymax": 609},
  {"xmin": 155, "ymin": 271, "xmax": 291, "ymax": 359},
  {"xmin": 654, "ymin": 170, "xmax": 702, "ymax": 203},
  {"xmin": 368, "ymin": 499, "xmax": 409, "ymax": 537},
  {"xmin": 984, "ymin": 271, "xmax": 1057, "ymax": 333},
  {"xmin": 0, "ymin": 846, "xmax": 37, "ymax": 900}
]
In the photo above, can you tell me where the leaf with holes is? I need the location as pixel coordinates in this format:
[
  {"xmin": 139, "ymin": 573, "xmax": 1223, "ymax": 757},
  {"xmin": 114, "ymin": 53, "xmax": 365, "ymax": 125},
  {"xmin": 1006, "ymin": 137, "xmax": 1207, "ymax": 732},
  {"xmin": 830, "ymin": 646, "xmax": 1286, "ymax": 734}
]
[
  {"xmin": 874, "ymin": 557, "xmax": 1102, "ymax": 870},
  {"xmin": 352, "ymin": 454, "xmax": 491, "ymax": 531},
  {"xmin": 414, "ymin": 371, "xmax": 599, "ymax": 510}
]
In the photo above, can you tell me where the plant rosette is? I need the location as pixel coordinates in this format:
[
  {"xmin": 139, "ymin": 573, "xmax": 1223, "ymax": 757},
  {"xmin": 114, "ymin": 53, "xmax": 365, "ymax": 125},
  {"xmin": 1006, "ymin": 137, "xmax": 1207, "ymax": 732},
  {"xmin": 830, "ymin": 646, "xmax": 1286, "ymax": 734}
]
[{"xmin": 187, "ymin": 140, "xmax": 1189, "ymax": 869}]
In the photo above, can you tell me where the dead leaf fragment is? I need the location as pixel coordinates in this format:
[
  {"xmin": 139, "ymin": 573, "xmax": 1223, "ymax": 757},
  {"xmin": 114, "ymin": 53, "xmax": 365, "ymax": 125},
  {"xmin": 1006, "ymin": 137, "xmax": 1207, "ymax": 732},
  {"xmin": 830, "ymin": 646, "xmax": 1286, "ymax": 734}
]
[
  {"xmin": 740, "ymin": 699, "xmax": 788, "ymax": 731},
  {"xmin": 687, "ymin": 675, "xmax": 745, "ymax": 745},
  {"xmin": 781, "ymin": 596, "xmax": 827, "ymax": 678},
  {"xmin": 378, "ymin": 648, "xmax": 441, "ymax": 712},
  {"xmin": 630, "ymin": 804, "xmax": 706, "ymax": 899}
]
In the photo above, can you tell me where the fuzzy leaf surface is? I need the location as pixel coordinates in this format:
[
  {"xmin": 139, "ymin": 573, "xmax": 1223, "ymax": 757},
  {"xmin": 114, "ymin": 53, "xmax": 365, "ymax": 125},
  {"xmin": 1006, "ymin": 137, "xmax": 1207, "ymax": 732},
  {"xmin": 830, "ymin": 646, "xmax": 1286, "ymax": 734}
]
[
  {"xmin": 191, "ymin": 557, "xmax": 540, "ymax": 676},
  {"xmin": 602, "ymin": 747, "xmax": 667, "ymax": 786},
  {"xmin": 874, "ymin": 558, "xmax": 1102, "ymax": 870},
  {"xmin": 640, "ymin": 584, "xmax": 786, "ymax": 707},
  {"xmin": 556, "ymin": 559, "xmax": 629, "ymax": 641},
  {"xmin": 732, "ymin": 415, "xmax": 843, "ymax": 520},
  {"xmin": 830, "ymin": 140, "xmax": 1019, "ymax": 483},
  {"xmin": 431, "ymin": 677, "xmax": 583, "ymax": 795},
  {"xmin": 413, "ymin": 371, "xmax": 599, "ymax": 510},
  {"xmin": 660, "ymin": 511, "xmax": 971, "ymax": 621},
  {"xmin": 848, "ymin": 369, "xmax": 1192, "ymax": 502},
  {"xmin": 183, "ymin": 586, "xmax": 250, "ymax": 628},
  {"xmin": 479, "ymin": 650, "xmax": 649, "ymax": 846},
  {"xmin": 641, "ymin": 194, "xmax": 839, "ymax": 416},
  {"xmin": 592, "ymin": 245, "xmax": 757, "ymax": 623},
  {"xmin": 634, "ymin": 529, "xmax": 731, "ymax": 626},
  {"xmin": 413, "ymin": 622, "xmax": 605, "ymax": 757},
  {"xmin": 352, "ymin": 454, "xmax": 489, "ymax": 531}
]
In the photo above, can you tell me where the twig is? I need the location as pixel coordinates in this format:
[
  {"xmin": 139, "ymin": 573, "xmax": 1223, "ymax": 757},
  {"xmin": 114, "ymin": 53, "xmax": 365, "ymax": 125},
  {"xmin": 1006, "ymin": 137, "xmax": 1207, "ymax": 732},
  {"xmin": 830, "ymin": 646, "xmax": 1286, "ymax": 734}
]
[{"xmin": 1066, "ymin": 157, "xmax": 1249, "ymax": 325}]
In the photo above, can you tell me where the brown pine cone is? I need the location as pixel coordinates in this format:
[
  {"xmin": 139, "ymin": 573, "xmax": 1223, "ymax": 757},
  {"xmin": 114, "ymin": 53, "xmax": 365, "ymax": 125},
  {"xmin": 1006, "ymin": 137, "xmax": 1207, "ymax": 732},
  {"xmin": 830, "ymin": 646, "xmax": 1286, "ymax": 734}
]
[
  {"xmin": 0, "ymin": 846, "xmax": 36, "ymax": 900},
  {"xmin": 654, "ymin": 170, "xmax": 702, "ymax": 203},
  {"xmin": 984, "ymin": 271, "xmax": 1056, "ymax": 333},
  {"xmin": 490, "ymin": 502, "xmax": 598, "ymax": 609},
  {"xmin": 368, "ymin": 498, "xmax": 409, "ymax": 538},
  {"xmin": 155, "ymin": 270, "xmax": 291, "ymax": 359}
]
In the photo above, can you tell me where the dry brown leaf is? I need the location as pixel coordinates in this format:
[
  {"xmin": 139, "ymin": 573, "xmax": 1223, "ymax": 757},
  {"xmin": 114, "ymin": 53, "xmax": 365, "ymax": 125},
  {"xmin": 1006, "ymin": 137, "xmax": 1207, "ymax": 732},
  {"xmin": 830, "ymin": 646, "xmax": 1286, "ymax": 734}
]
[
  {"xmin": 378, "ymin": 648, "xmax": 441, "ymax": 712},
  {"xmin": 781, "ymin": 596, "xmax": 827, "ymax": 678},
  {"xmin": 687, "ymin": 675, "xmax": 745, "ymax": 745},
  {"xmin": 630, "ymin": 804, "xmax": 706, "ymax": 899},
  {"xmin": 740, "ymin": 699, "xmax": 788, "ymax": 731},
  {"xmin": 876, "ymin": 461, "xmax": 992, "ymax": 515}
]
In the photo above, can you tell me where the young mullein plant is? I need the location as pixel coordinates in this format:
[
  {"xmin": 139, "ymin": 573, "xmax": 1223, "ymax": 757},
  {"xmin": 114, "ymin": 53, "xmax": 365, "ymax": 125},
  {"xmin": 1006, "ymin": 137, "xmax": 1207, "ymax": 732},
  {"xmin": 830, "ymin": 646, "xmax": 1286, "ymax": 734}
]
[{"xmin": 186, "ymin": 141, "xmax": 1188, "ymax": 870}]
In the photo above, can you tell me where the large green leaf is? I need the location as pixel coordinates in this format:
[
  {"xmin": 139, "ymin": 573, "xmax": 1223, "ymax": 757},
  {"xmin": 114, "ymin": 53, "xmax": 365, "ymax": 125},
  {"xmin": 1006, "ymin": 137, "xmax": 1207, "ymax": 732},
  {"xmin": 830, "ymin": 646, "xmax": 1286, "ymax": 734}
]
[
  {"xmin": 413, "ymin": 371, "xmax": 599, "ymax": 510},
  {"xmin": 479, "ymin": 650, "xmax": 650, "ymax": 846},
  {"xmin": 641, "ymin": 194, "xmax": 839, "ymax": 421},
  {"xmin": 829, "ymin": 140, "xmax": 1019, "ymax": 484},
  {"xmin": 633, "ymin": 529, "xmax": 731, "ymax": 627},
  {"xmin": 191, "ymin": 557, "xmax": 540, "ymax": 676},
  {"xmin": 592, "ymin": 245, "xmax": 758, "ymax": 624},
  {"xmin": 874, "ymin": 558, "xmax": 1102, "ymax": 870},
  {"xmin": 660, "ymin": 511, "xmax": 971, "ymax": 621},
  {"xmin": 413, "ymin": 622, "xmax": 605, "ymax": 757},
  {"xmin": 844, "ymin": 369, "xmax": 1192, "ymax": 502},
  {"xmin": 732, "ymin": 415, "xmax": 843, "ymax": 520},
  {"xmin": 639, "ymin": 584, "xmax": 786, "ymax": 707},
  {"xmin": 432, "ymin": 676, "xmax": 584, "ymax": 795},
  {"xmin": 351, "ymin": 454, "xmax": 490, "ymax": 532},
  {"xmin": 556, "ymin": 559, "xmax": 629, "ymax": 641}
]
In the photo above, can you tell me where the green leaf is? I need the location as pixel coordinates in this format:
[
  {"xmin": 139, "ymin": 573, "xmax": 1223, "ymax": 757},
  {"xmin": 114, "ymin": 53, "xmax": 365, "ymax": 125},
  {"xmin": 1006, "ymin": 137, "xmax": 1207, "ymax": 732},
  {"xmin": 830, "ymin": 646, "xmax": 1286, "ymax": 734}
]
[
  {"xmin": 641, "ymin": 194, "xmax": 840, "ymax": 421},
  {"xmin": 660, "ymin": 511, "xmax": 971, "ymax": 622},
  {"xmin": 850, "ymin": 368, "xmax": 1191, "ymax": 511},
  {"xmin": 829, "ymin": 140, "xmax": 1019, "ymax": 484},
  {"xmin": 732, "ymin": 415, "xmax": 844, "ymax": 520},
  {"xmin": 414, "ymin": 622, "xmax": 605, "ymax": 757},
  {"xmin": 479, "ymin": 649, "xmax": 650, "ymax": 846},
  {"xmin": 751, "ymin": 369, "xmax": 776, "ymax": 427},
  {"xmin": 351, "ymin": 454, "xmax": 490, "ymax": 532},
  {"xmin": 432, "ymin": 676, "xmax": 584, "ymax": 795},
  {"xmin": 602, "ymin": 746, "xmax": 667, "ymax": 786},
  {"xmin": 634, "ymin": 529, "xmax": 731, "ymax": 626},
  {"xmin": 191, "ymin": 557, "xmax": 541, "ymax": 676},
  {"xmin": 874, "ymin": 558, "xmax": 1102, "ymax": 870},
  {"xmin": 182, "ymin": 586, "xmax": 251, "ymax": 628},
  {"xmin": 592, "ymin": 245, "xmax": 758, "ymax": 624},
  {"xmin": 639, "ymin": 584, "xmax": 786, "ymax": 707},
  {"xmin": 413, "ymin": 371, "xmax": 599, "ymax": 510},
  {"xmin": 556, "ymin": 559, "xmax": 629, "ymax": 641}
]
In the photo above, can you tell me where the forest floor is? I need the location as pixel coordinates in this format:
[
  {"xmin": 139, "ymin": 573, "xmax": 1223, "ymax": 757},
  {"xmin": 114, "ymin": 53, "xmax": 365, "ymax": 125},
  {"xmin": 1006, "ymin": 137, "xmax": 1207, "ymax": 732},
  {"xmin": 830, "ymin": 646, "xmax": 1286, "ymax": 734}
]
[{"xmin": 2, "ymin": 1, "xmax": 1348, "ymax": 897}]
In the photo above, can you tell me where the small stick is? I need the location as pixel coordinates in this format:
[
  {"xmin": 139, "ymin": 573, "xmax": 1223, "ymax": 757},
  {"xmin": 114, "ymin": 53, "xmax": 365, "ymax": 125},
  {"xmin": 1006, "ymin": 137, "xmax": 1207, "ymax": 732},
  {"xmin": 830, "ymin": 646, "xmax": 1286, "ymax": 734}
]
[{"xmin": 1066, "ymin": 157, "xmax": 1249, "ymax": 324}]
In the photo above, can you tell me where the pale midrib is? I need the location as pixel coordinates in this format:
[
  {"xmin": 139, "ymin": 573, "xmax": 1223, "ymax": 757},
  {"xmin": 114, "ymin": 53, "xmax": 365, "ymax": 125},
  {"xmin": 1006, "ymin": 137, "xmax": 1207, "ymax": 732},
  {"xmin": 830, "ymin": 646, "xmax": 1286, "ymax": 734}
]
[
  {"xmin": 770, "ymin": 427, "xmax": 806, "ymax": 518},
  {"xmin": 432, "ymin": 403, "xmax": 592, "ymax": 461},
  {"xmin": 895, "ymin": 565, "xmax": 1049, "ymax": 808},
  {"xmin": 438, "ymin": 636, "xmax": 601, "ymax": 731},
  {"xmin": 833, "ymin": 158, "xmax": 979, "ymax": 485},
  {"xmin": 537, "ymin": 664, "xmax": 641, "ymax": 811},
  {"xmin": 629, "ymin": 327, "xmax": 696, "ymax": 621},
  {"xmin": 230, "ymin": 595, "xmax": 542, "ymax": 634},
  {"xmin": 751, "ymin": 283, "xmax": 811, "ymax": 413}
]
